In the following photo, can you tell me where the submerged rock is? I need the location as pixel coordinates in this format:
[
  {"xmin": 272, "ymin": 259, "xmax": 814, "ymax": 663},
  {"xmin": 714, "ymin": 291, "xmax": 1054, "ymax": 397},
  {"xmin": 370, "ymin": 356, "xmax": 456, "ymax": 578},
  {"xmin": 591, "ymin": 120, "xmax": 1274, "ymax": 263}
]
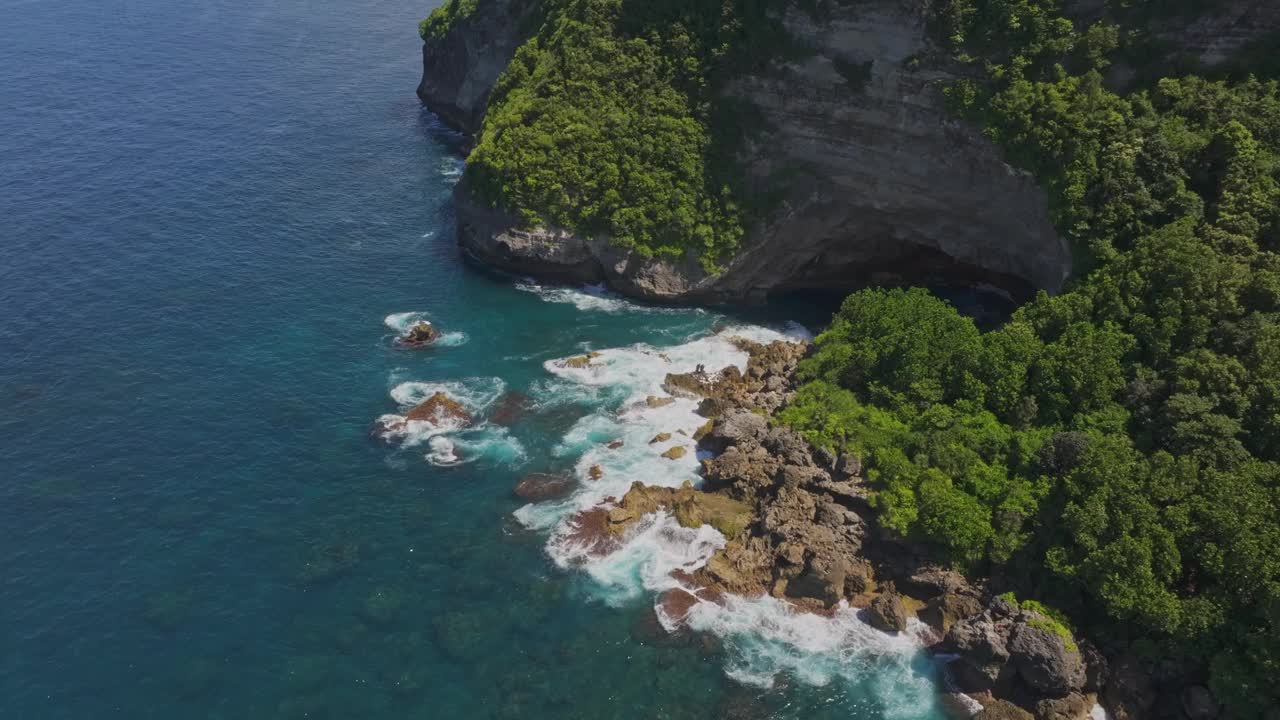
[
  {"xmin": 513, "ymin": 472, "xmax": 575, "ymax": 502},
  {"xmin": 660, "ymin": 446, "xmax": 687, "ymax": 460},
  {"xmin": 488, "ymin": 390, "xmax": 530, "ymax": 426}
]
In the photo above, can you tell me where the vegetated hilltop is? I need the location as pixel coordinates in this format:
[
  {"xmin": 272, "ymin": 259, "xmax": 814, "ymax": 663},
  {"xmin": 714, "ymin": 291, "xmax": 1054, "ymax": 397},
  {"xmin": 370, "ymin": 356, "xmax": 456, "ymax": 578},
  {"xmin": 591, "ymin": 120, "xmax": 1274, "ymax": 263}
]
[{"xmin": 419, "ymin": 0, "xmax": 1280, "ymax": 715}]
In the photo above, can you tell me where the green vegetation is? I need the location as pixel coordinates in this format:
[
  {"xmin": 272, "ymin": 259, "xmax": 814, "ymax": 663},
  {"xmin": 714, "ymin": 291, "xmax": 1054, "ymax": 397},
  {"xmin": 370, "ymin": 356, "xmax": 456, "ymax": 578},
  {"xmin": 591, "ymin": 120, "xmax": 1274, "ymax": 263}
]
[
  {"xmin": 463, "ymin": 0, "xmax": 797, "ymax": 268},
  {"xmin": 419, "ymin": 0, "xmax": 479, "ymax": 40},
  {"xmin": 780, "ymin": 0, "xmax": 1280, "ymax": 711},
  {"xmin": 1000, "ymin": 592, "xmax": 1079, "ymax": 650}
]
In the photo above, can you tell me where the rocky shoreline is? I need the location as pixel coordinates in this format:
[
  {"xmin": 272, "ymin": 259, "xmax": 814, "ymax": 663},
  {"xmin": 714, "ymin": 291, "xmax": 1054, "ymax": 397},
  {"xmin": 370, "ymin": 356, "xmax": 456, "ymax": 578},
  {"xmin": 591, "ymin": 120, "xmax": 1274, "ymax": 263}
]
[{"xmin": 534, "ymin": 336, "xmax": 1190, "ymax": 720}]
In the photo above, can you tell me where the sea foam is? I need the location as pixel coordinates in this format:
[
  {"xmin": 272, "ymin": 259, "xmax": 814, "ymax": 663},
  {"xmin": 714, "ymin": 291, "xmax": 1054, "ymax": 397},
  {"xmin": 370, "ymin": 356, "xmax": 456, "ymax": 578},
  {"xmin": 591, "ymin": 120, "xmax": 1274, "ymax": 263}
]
[{"xmin": 513, "ymin": 321, "xmax": 946, "ymax": 708}]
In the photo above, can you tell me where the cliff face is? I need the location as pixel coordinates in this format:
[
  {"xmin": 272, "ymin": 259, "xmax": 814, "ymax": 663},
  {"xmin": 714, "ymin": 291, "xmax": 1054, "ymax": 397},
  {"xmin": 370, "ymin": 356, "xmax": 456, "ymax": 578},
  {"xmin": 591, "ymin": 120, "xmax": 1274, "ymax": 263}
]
[
  {"xmin": 415, "ymin": 0, "xmax": 536, "ymax": 133},
  {"xmin": 424, "ymin": 0, "xmax": 1071, "ymax": 302}
]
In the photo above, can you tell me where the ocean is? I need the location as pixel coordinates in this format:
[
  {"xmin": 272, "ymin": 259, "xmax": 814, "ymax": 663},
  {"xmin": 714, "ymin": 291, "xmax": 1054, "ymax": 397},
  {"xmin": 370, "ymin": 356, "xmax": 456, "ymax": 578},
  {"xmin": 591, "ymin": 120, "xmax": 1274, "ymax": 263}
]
[{"xmin": 0, "ymin": 0, "xmax": 949, "ymax": 716}]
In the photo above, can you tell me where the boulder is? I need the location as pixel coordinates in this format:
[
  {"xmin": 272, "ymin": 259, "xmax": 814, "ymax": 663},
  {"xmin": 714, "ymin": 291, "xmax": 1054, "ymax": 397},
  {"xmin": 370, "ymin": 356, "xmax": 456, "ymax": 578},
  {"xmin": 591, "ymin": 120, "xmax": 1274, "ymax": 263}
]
[
  {"xmin": 371, "ymin": 392, "xmax": 472, "ymax": 441},
  {"xmin": 513, "ymin": 473, "xmax": 575, "ymax": 502},
  {"xmin": 1008, "ymin": 622, "xmax": 1086, "ymax": 695},
  {"xmin": 606, "ymin": 438, "xmax": 624, "ymax": 449},
  {"xmin": 588, "ymin": 465, "xmax": 604, "ymax": 481},
  {"xmin": 945, "ymin": 613, "xmax": 1013, "ymax": 693},
  {"xmin": 399, "ymin": 321, "xmax": 440, "ymax": 347},
  {"xmin": 645, "ymin": 395, "xmax": 675, "ymax": 408},
  {"xmin": 1035, "ymin": 693, "xmax": 1092, "ymax": 720},
  {"xmin": 867, "ymin": 589, "xmax": 910, "ymax": 633},
  {"xmin": 786, "ymin": 555, "xmax": 850, "ymax": 607},
  {"xmin": 661, "ymin": 446, "xmax": 687, "ymax": 460},
  {"xmin": 649, "ymin": 432, "xmax": 673, "ymax": 444},
  {"xmin": 919, "ymin": 588, "xmax": 984, "ymax": 633}
]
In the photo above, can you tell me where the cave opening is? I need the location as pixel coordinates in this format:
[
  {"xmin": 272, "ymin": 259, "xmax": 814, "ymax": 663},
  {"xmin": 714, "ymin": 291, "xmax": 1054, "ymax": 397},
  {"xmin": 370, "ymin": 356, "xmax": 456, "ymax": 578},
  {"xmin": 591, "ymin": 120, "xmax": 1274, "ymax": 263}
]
[{"xmin": 765, "ymin": 241, "xmax": 1038, "ymax": 330}]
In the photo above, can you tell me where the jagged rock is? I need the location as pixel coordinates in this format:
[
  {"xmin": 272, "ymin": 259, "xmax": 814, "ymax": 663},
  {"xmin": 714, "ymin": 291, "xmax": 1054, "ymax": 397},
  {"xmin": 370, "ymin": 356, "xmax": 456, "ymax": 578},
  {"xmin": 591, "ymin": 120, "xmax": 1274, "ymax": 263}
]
[
  {"xmin": 559, "ymin": 352, "xmax": 602, "ymax": 369},
  {"xmin": 588, "ymin": 465, "xmax": 604, "ymax": 481},
  {"xmin": 786, "ymin": 555, "xmax": 850, "ymax": 607},
  {"xmin": 405, "ymin": 392, "xmax": 471, "ymax": 425},
  {"xmin": 867, "ymin": 589, "xmax": 909, "ymax": 633},
  {"xmin": 1008, "ymin": 622, "xmax": 1086, "ymax": 696},
  {"xmin": 399, "ymin": 321, "xmax": 440, "ymax": 347},
  {"xmin": 1035, "ymin": 693, "xmax": 1092, "ymax": 720},
  {"xmin": 661, "ymin": 446, "xmax": 687, "ymax": 460},
  {"xmin": 513, "ymin": 473, "xmax": 575, "ymax": 502},
  {"xmin": 697, "ymin": 536, "xmax": 776, "ymax": 594},
  {"xmin": 919, "ymin": 588, "xmax": 984, "ymax": 633},
  {"xmin": 606, "ymin": 438, "xmax": 624, "ymax": 449},
  {"xmin": 372, "ymin": 392, "xmax": 472, "ymax": 440},
  {"xmin": 645, "ymin": 395, "xmax": 674, "ymax": 408},
  {"xmin": 606, "ymin": 482, "xmax": 753, "ymax": 541},
  {"xmin": 489, "ymin": 390, "xmax": 530, "ymax": 425},
  {"xmin": 692, "ymin": 419, "xmax": 715, "ymax": 441},
  {"xmin": 561, "ymin": 508, "xmax": 619, "ymax": 557},
  {"xmin": 1181, "ymin": 685, "xmax": 1219, "ymax": 720},
  {"xmin": 976, "ymin": 699, "xmax": 1034, "ymax": 720},
  {"xmin": 945, "ymin": 613, "xmax": 1013, "ymax": 693},
  {"xmin": 649, "ymin": 432, "xmax": 672, "ymax": 444},
  {"xmin": 762, "ymin": 426, "xmax": 815, "ymax": 467},
  {"xmin": 833, "ymin": 452, "xmax": 862, "ymax": 480}
]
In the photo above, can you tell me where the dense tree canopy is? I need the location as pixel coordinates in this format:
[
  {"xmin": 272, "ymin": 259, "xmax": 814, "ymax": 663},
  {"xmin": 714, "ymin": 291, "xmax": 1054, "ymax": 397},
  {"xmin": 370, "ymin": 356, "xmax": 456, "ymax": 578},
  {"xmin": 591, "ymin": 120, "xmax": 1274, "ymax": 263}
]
[
  {"xmin": 460, "ymin": 0, "xmax": 794, "ymax": 267},
  {"xmin": 781, "ymin": 0, "xmax": 1280, "ymax": 712}
]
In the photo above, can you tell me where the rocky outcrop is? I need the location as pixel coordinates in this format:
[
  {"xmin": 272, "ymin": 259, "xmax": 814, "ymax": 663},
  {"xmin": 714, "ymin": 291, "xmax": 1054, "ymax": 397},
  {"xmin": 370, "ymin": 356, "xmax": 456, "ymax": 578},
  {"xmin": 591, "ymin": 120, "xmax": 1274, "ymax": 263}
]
[
  {"xmin": 370, "ymin": 391, "xmax": 472, "ymax": 441},
  {"xmin": 397, "ymin": 320, "xmax": 440, "ymax": 347},
  {"xmin": 425, "ymin": 0, "xmax": 1073, "ymax": 303},
  {"xmin": 416, "ymin": 0, "xmax": 538, "ymax": 132}
]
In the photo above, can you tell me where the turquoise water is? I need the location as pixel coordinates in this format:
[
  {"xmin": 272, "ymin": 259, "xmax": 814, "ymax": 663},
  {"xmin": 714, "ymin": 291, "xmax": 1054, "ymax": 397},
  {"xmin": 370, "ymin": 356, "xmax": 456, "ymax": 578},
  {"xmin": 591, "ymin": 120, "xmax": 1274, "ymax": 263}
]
[{"xmin": 0, "ymin": 0, "xmax": 948, "ymax": 717}]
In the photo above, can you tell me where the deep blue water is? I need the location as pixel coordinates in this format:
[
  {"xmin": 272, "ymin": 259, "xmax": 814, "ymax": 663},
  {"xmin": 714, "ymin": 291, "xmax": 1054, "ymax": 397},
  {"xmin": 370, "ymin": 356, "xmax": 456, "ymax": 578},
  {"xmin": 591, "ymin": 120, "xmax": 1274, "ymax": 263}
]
[{"xmin": 0, "ymin": 0, "xmax": 948, "ymax": 717}]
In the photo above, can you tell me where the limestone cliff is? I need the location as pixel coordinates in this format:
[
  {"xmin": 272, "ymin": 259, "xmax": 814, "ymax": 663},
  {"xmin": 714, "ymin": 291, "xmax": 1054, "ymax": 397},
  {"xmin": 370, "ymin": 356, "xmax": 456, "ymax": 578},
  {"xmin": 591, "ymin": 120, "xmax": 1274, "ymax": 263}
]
[
  {"xmin": 415, "ymin": 0, "xmax": 537, "ymax": 133},
  {"xmin": 416, "ymin": 0, "xmax": 1274, "ymax": 303}
]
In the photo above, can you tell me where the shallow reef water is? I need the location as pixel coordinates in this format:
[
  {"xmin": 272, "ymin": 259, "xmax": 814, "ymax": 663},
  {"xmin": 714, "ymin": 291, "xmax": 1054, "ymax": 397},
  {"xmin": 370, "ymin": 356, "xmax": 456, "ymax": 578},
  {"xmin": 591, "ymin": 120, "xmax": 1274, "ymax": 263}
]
[{"xmin": 0, "ymin": 0, "xmax": 948, "ymax": 717}]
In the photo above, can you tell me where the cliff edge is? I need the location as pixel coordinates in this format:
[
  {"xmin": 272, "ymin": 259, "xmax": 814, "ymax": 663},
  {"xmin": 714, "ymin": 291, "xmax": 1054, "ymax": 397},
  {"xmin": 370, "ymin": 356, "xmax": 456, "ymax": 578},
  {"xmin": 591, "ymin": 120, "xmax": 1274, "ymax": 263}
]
[{"xmin": 421, "ymin": 0, "xmax": 1070, "ymax": 303}]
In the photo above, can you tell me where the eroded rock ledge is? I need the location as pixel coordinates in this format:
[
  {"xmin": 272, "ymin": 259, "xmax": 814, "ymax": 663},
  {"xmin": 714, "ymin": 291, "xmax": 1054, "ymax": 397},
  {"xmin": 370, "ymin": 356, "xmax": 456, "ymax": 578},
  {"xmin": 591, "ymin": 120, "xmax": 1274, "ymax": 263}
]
[{"xmin": 422, "ymin": 0, "xmax": 1072, "ymax": 303}]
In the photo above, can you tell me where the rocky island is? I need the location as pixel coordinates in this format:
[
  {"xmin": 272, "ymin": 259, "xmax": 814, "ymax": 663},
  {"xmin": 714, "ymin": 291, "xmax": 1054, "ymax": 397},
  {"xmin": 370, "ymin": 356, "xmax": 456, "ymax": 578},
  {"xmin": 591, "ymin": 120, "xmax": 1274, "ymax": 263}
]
[{"xmin": 418, "ymin": 0, "xmax": 1280, "ymax": 718}]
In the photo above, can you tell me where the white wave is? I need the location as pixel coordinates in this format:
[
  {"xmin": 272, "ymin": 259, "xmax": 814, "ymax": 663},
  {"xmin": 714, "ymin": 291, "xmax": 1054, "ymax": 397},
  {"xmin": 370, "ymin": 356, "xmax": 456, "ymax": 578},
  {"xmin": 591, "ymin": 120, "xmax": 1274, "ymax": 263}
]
[
  {"xmin": 384, "ymin": 311, "xmax": 430, "ymax": 333},
  {"xmin": 389, "ymin": 377, "xmax": 505, "ymax": 413},
  {"xmin": 514, "ymin": 282, "xmax": 703, "ymax": 316},
  {"xmin": 425, "ymin": 426, "xmax": 527, "ymax": 467},
  {"xmin": 384, "ymin": 312, "xmax": 467, "ymax": 346},
  {"xmin": 439, "ymin": 158, "xmax": 464, "ymax": 180},
  {"xmin": 515, "ymin": 322, "xmax": 946, "ymax": 705},
  {"xmin": 1091, "ymin": 703, "xmax": 1110, "ymax": 720},
  {"xmin": 555, "ymin": 511, "xmax": 726, "ymax": 606},
  {"xmin": 374, "ymin": 412, "xmax": 468, "ymax": 448},
  {"xmin": 683, "ymin": 595, "xmax": 942, "ymax": 717},
  {"xmin": 433, "ymin": 331, "xmax": 468, "ymax": 347},
  {"xmin": 520, "ymin": 324, "xmax": 804, "ymax": 532}
]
